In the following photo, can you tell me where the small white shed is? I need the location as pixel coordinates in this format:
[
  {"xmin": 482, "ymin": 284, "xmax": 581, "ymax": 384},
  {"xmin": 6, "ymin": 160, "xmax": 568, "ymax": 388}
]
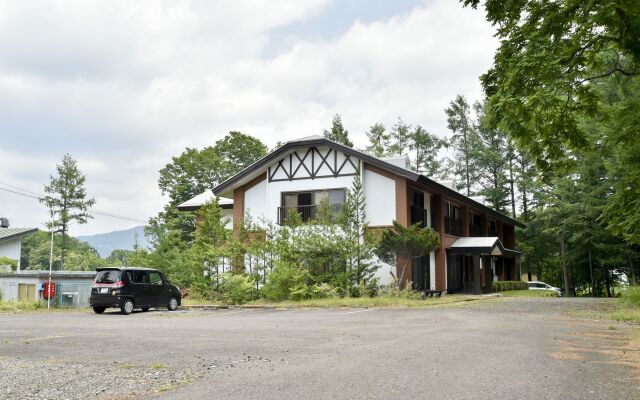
[{"xmin": 0, "ymin": 227, "xmax": 38, "ymax": 271}]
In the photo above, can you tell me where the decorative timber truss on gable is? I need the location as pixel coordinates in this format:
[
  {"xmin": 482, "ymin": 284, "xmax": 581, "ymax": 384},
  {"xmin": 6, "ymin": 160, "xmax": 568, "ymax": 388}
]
[{"xmin": 267, "ymin": 146, "xmax": 360, "ymax": 182}]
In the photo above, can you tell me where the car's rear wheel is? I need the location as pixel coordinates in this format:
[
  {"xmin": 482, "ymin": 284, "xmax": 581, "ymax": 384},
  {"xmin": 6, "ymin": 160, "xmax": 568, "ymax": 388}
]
[
  {"xmin": 92, "ymin": 307, "xmax": 105, "ymax": 314},
  {"xmin": 121, "ymin": 299, "xmax": 134, "ymax": 315},
  {"xmin": 141, "ymin": 307, "xmax": 150, "ymax": 312},
  {"xmin": 167, "ymin": 297, "xmax": 178, "ymax": 311}
]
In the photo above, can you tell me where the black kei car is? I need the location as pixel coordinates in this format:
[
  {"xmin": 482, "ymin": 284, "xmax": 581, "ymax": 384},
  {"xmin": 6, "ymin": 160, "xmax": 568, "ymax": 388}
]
[{"xmin": 90, "ymin": 267, "xmax": 181, "ymax": 315}]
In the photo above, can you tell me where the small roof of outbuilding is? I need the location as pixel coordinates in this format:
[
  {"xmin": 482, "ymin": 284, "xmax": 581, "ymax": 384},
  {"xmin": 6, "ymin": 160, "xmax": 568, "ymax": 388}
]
[
  {"xmin": 176, "ymin": 190, "xmax": 234, "ymax": 211},
  {"xmin": 0, "ymin": 227, "xmax": 38, "ymax": 242},
  {"xmin": 449, "ymin": 237, "xmax": 521, "ymax": 256}
]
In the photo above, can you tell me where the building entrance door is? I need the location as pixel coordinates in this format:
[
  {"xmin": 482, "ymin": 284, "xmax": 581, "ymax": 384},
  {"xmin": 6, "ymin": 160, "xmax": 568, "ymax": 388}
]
[{"xmin": 411, "ymin": 256, "xmax": 430, "ymax": 291}]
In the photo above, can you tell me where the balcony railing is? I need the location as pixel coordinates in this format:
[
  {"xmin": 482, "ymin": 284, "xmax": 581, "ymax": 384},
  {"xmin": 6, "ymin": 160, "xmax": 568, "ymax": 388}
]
[
  {"xmin": 411, "ymin": 206, "xmax": 428, "ymax": 228},
  {"xmin": 278, "ymin": 204, "xmax": 343, "ymax": 225},
  {"xmin": 444, "ymin": 217, "xmax": 463, "ymax": 236}
]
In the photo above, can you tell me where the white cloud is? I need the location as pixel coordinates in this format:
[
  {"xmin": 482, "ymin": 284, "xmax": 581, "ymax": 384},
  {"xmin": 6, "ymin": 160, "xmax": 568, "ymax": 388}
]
[{"xmin": 0, "ymin": 0, "xmax": 496, "ymax": 236}]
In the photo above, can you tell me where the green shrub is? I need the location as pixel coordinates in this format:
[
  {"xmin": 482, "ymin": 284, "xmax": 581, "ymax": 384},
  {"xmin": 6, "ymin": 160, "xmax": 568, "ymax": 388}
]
[
  {"xmin": 382, "ymin": 284, "xmax": 424, "ymax": 299},
  {"xmin": 213, "ymin": 273, "xmax": 254, "ymax": 304},
  {"xmin": 621, "ymin": 286, "xmax": 640, "ymax": 308},
  {"xmin": 310, "ymin": 283, "xmax": 338, "ymax": 299},
  {"xmin": 492, "ymin": 281, "xmax": 529, "ymax": 292},
  {"xmin": 261, "ymin": 261, "xmax": 307, "ymax": 301}
]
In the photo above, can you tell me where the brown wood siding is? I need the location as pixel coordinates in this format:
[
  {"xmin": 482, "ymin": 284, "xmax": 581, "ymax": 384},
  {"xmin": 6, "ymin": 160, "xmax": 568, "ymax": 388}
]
[
  {"xmin": 395, "ymin": 176, "xmax": 411, "ymax": 286},
  {"xmin": 364, "ymin": 162, "xmax": 396, "ymax": 180}
]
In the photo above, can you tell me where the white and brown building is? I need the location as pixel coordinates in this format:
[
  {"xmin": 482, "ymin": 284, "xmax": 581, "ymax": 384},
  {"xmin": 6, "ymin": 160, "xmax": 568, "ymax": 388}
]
[{"xmin": 178, "ymin": 136, "xmax": 523, "ymax": 294}]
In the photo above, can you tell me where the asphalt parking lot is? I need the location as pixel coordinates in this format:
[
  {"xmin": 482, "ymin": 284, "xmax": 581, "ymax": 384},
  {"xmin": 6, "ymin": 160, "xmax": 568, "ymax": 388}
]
[{"xmin": 1, "ymin": 298, "xmax": 638, "ymax": 400}]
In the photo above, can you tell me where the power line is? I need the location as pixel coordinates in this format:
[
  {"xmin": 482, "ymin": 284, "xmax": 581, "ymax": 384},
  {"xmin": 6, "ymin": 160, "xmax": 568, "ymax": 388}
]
[{"xmin": 0, "ymin": 183, "xmax": 149, "ymax": 224}]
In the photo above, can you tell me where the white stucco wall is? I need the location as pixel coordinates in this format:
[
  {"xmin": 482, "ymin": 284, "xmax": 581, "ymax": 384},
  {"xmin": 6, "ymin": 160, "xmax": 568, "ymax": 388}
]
[
  {"xmin": 430, "ymin": 251, "xmax": 436, "ymax": 290},
  {"xmin": 221, "ymin": 209, "xmax": 233, "ymax": 230},
  {"xmin": 363, "ymin": 168, "xmax": 396, "ymax": 227},
  {"xmin": 244, "ymin": 178, "xmax": 269, "ymax": 222}
]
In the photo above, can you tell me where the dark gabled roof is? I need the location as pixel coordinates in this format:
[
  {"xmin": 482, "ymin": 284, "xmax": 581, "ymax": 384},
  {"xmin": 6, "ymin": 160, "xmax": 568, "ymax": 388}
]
[
  {"xmin": 0, "ymin": 227, "xmax": 38, "ymax": 242},
  {"xmin": 212, "ymin": 136, "xmax": 419, "ymax": 193},
  {"xmin": 212, "ymin": 136, "xmax": 524, "ymax": 228}
]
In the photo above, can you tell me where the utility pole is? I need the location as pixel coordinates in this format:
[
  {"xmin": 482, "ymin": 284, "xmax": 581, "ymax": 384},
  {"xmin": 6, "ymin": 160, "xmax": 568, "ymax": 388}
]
[{"xmin": 48, "ymin": 228, "xmax": 54, "ymax": 310}]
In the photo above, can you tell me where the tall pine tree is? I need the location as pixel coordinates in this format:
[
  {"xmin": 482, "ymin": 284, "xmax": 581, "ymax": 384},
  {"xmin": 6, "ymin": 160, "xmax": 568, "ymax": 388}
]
[
  {"xmin": 323, "ymin": 114, "xmax": 354, "ymax": 147},
  {"xmin": 41, "ymin": 154, "xmax": 96, "ymax": 270}
]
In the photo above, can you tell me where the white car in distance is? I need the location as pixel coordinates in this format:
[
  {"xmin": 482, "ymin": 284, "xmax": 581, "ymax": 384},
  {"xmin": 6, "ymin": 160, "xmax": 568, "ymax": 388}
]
[{"xmin": 528, "ymin": 281, "xmax": 562, "ymax": 296}]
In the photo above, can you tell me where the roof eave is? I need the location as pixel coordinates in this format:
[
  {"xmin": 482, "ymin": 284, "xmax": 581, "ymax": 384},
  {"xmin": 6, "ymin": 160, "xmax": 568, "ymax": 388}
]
[
  {"xmin": 0, "ymin": 228, "xmax": 38, "ymax": 242},
  {"xmin": 415, "ymin": 176, "xmax": 525, "ymax": 228},
  {"xmin": 212, "ymin": 137, "xmax": 420, "ymax": 197}
]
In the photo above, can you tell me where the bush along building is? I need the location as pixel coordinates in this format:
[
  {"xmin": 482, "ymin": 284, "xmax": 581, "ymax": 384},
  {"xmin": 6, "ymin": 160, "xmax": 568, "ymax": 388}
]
[{"xmin": 178, "ymin": 136, "xmax": 523, "ymax": 294}]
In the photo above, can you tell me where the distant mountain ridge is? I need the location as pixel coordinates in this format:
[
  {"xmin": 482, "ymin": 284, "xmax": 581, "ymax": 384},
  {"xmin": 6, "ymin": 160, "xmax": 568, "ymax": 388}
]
[{"xmin": 77, "ymin": 226, "xmax": 151, "ymax": 258}]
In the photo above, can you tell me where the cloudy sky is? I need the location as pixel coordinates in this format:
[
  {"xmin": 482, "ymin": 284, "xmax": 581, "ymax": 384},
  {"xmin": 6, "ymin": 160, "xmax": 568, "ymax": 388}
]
[{"xmin": 0, "ymin": 0, "xmax": 497, "ymax": 236}]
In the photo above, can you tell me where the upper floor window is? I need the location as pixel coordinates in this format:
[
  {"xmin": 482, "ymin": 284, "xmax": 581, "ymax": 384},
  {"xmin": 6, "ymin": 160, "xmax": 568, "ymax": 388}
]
[
  {"xmin": 469, "ymin": 212, "xmax": 482, "ymax": 236},
  {"xmin": 279, "ymin": 189, "xmax": 346, "ymax": 224},
  {"xmin": 410, "ymin": 190, "xmax": 428, "ymax": 228},
  {"xmin": 445, "ymin": 202, "xmax": 462, "ymax": 236},
  {"xmin": 489, "ymin": 219, "xmax": 498, "ymax": 235}
]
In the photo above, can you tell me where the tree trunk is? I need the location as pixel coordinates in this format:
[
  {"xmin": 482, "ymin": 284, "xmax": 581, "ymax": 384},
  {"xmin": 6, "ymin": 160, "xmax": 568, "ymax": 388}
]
[
  {"xmin": 605, "ymin": 267, "xmax": 612, "ymax": 297},
  {"xmin": 61, "ymin": 229, "xmax": 66, "ymax": 271},
  {"xmin": 397, "ymin": 257, "xmax": 411, "ymax": 290},
  {"xmin": 508, "ymin": 156, "xmax": 516, "ymax": 218},
  {"xmin": 629, "ymin": 252, "xmax": 637, "ymax": 286},
  {"xmin": 464, "ymin": 131, "xmax": 470, "ymax": 196},
  {"xmin": 519, "ymin": 156, "xmax": 529, "ymax": 221},
  {"xmin": 589, "ymin": 250, "xmax": 595, "ymax": 296},
  {"xmin": 561, "ymin": 237, "xmax": 571, "ymax": 297}
]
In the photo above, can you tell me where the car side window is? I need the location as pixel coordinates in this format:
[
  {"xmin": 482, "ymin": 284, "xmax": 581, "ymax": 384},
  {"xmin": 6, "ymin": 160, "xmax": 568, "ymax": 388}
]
[
  {"xmin": 149, "ymin": 272, "xmax": 163, "ymax": 285},
  {"xmin": 126, "ymin": 270, "xmax": 134, "ymax": 282},
  {"xmin": 132, "ymin": 271, "xmax": 149, "ymax": 284}
]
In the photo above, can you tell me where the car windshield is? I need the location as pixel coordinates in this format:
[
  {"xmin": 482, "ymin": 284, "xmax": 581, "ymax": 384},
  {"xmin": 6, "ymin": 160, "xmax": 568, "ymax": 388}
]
[{"xmin": 95, "ymin": 270, "xmax": 122, "ymax": 283}]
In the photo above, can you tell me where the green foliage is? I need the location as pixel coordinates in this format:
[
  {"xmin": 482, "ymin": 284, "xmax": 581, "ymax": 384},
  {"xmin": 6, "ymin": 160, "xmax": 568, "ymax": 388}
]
[
  {"xmin": 41, "ymin": 154, "xmax": 96, "ymax": 269},
  {"xmin": 365, "ymin": 123, "xmax": 390, "ymax": 157},
  {"xmin": 150, "ymin": 131, "xmax": 267, "ymax": 244},
  {"xmin": 621, "ymin": 286, "xmax": 640, "ymax": 308},
  {"xmin": 388, "ymin": 117, "xmax": 412, "ymax": 155},
  {"xmin": 383, "ymin": 285, "xmax": 425, "ymax": 299},
  {"xmin": 213, "ymin": 272, "xmax": 254, "ymax": 304},
  {"xmin": 410, "ymin": 125, "xmax": 447, "ymax": 178},
  {"xmin": 20, "ymin": 230, "xmax": 105, "ymax": 271},
  {"xmin": 492, "ymin": 281, "xmax": 528, "ymax": 292},
  {"xmin": 462, "ymin": 0, "xmax": 640, "ymax": 168},
  {"xmin": 0, "ymin": 301, "xmax": 43, "ymax": 311},
  {"xmin": 445, "ymin": 95, "xmax": 481, "ymax": 195},
  {"xmin": 0, "ymin": 257, "xmax": 17, "ymax": 271},
  {"xmin": 323, "ymin": 114, "xmax": 354, "ymax": 147},
  {"xmin": 340, "ymin": 170, "xmax": 378, "ymax": 287},
  {"xmin": 261, "ymin": 261, "xmax": 308, "ymax": 302},
  {"xmin": 374, "ymin": 220, "xmax": 440, "ymax": 287}
]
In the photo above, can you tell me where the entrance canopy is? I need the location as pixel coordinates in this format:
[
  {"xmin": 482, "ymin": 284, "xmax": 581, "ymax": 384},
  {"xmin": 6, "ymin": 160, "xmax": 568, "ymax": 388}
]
[{"xmin": 448, "ymin": 237, "xmax": 520, "ymax": 257}]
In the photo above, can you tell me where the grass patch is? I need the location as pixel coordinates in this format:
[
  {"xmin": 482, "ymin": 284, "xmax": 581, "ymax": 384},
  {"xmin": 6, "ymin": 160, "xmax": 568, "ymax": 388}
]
[
  {"xmin": 158, "ymin": 384, "xmax": 173, "ymax": 392},
  {"xmin": 499, "ymin": 290, "xmax": 559, "ymax": 298},
  {"xmin": 0, "ymin": 301, "xmax": 43, "ymax": 312},
  {"xmin": 150, "ymin": 363, "xmax": 165, "ymax": 370},
  {"xmin": 243, "ymin": 294, "xmax": 491, "ymax": 309},
  {"xmin": 565, "ymin": 288, "xmax": 640, "ymax": 323}
]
